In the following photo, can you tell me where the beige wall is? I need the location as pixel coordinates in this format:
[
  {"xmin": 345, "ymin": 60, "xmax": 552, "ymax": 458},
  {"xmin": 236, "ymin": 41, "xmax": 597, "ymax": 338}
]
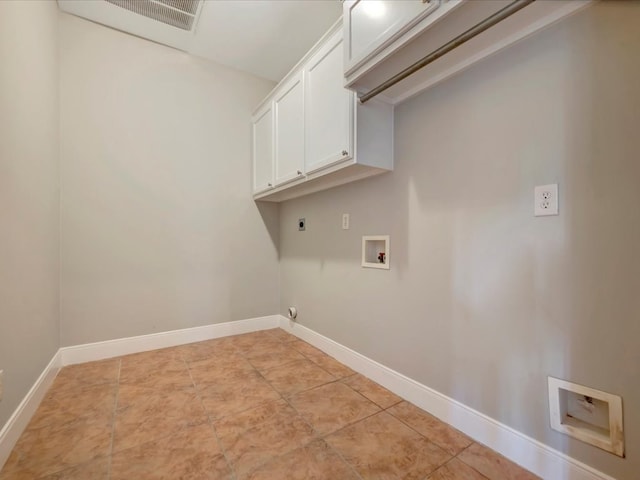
[
  {"xmin": 59, "ymin": 14, "xmax": 279, "ymax": 346},
  {"xmin": 0, "ymin": 1, "xmax": 60, "ymax": 427},
  {"xmin": 279, "ymin": 3, "xmax": 640, "ymax": 478}
]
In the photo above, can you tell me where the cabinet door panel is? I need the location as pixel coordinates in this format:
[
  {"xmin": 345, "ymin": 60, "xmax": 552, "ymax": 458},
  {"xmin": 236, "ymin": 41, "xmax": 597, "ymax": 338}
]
[
  {"xmin": 274, "ymin": 73, "xmax": 305, "ymax": 186},
  {"xmin": 305, "ymin": 31, "xmax": 353, "ymax": 174},
  {"xmin": 345, "ymin": 0, "xmax": 439, "ymax": 73},
  {"xmin": 252, "ymin": 105, "xmax": 273, "ymax": 193}
]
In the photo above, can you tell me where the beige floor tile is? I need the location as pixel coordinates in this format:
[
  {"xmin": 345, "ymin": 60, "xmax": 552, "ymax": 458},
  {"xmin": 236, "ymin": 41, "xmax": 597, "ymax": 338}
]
[
  {"xmin": 110, "ymin": 423, "xmax": 231, "ymax": 480},
  {"xmin": 113, "ymin": 384, "xmax": 209, "ymax": 452},
  {"xmin": 262, "ymin": 359, "xmax": 335, "ymax": 397},
  {"xmin": 388, "ymin": 401, "xmax": 473, "ymax": 455},
  {"xmin": 1, "ymin": 415, "xmax": 112, "ymax": 479},
  {"xmin": 119, "ymin": 348, "xmax": 192, "ymax": 390},
  {"xmin": 289, "ymin": 381, "xmax": 380, "ymax": 435},
  {"xmin": 342, "ymin": 373, "xmax": 402, "ymax": 409},
  {"xmin": 427, "ymin": 458, "xmax": 488, "ymax": 480},
  {"xmin": 246, "ymin": 343, "xmax": 307, "ymax": 372},
  {"xmin": 288, "ymin": 340, "xmax": 355, "ymax": 377},
  {"xmin": 188, "ymin": 357, "xmax": 256, "ymax": 389},
  {"xmin": 228, "ymin": 332, "xmax": 281, "ymax": 353},
  {"xmin": 308, "ymin": 353, "xmax": 355, "ymax": 378},
  {"xmin": 326, "ymin": 411, "xmax": 451, "ymax": 480},
  {"xmin": 458, "ymin": 443, "xmax": 540, "ymax": 480},
  {"xmin": 288, "ymin": 339, "xmax": 326, "ymax": 358},
  {"xmin": 36, "ymin": 456, "xmax": 110, "ymax": 480},
  {"xmin": 243, "ymin": 439, "xmax": 359, "ymax": 480},
  {"xmin": 264, "ymin": 328, "xmax": 297, "ymax": 343},
  {"xmin": 213, "ymin": 398, "xmax": 290, "ymax": 439},
  {"xmin": 199, "ymin": 373, "xmax": 281, "ymax": 420},
  {"xmin": 50, "ymin": 359, "xmax": 120, "ymax": 393},
  {"xmin": 177, "ymin": 338, "xmax": 241, "ymax": 363},
  {"xmin": 27, "ymin": 382, "xmax": 117, "ymax": 430},
  {"xmin": 220, "ymin": 408, "xmax": 316, "ymax": 478}
]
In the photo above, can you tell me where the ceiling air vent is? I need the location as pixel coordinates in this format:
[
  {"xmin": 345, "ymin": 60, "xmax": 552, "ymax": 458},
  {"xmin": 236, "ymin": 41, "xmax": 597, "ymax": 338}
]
[{"xmin": 105, "ymin": 0, "xmax": 200, "ymax": 31}]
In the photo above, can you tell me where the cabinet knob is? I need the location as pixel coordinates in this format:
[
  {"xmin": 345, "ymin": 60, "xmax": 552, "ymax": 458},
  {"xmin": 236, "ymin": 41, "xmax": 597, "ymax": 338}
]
[
  {"xmin": 342, "ymin": 150, "xmax": 348, "ymax": 156},
  {"xmin": 297, "ymin": 170, "xmax": 302, "ymax": 175}
]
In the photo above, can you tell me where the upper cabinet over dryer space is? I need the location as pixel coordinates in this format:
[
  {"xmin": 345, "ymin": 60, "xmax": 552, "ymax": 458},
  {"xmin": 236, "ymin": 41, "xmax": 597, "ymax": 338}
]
[
  {"xmin": 252, "ymin": 21, "xmax": 393, "ymax": 203},
  {"xmin": 343, "ymin": 0, "xmax": 592, "ymax": 105}
]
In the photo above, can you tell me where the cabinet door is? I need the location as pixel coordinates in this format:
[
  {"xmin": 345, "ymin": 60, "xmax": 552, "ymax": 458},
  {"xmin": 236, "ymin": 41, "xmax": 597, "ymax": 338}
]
[
  {"xmin": 252, "ymin": 103, "xmax": 274, "ymax": 194},
  {"xmin": 305, "ymin": 29, "xmax": 354, "ymax": 175},
  {"xmin": 274, "ymin": 72, "xmax": 305, "ymax": 186},
  {"xmin": 344, "ymin": 0, "xmax": 440, "ymax": 74}
]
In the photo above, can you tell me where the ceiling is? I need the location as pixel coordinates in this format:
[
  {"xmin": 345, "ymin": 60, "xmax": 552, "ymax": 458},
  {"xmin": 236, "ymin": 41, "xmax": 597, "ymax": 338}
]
[
  {"xmin": 58, "ymin": 0, "xmax": 342, "ymax": 84},
  {"xmin": 190, "ymin": 1, "xmax": 342, "ymax": 82}
]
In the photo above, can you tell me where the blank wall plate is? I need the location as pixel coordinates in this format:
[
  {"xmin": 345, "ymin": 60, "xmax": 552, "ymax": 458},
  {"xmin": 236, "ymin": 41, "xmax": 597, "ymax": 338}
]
[
  {"xmin": 535, "ymin": 184, "xmax": 559, "ymax": 216},
  {"xmin": 342, "ymin": 213, "xmax": 350, "ymax": 230}
]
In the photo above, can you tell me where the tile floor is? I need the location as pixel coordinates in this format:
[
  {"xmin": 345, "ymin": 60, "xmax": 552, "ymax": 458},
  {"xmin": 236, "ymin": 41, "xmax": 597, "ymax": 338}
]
[{"xmin": 0, "ymin": 329, "xmax": 540, "ymax": 479}]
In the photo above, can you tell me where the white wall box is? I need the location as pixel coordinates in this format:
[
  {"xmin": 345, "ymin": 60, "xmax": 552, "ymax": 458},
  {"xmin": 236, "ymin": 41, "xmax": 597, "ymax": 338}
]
[
  {"xmin": 362, "ymin": 235, "xmax": 390, "ymax": 270},
  {"xmin": 548, "ymin": 377, "xmax": 624, "ymax": 457},
  {"xmin": 344, "ymin": 0, "xmax": 592, "ymax": 105},
  {"xmin": 252, "ymin": 21, "xmax": 393, "ymax": 203}
]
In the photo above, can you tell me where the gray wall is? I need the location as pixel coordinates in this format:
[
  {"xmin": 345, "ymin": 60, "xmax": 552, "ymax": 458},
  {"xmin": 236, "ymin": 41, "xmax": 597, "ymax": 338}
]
[
  {"xmin": 0, "ymin": 1, "xmax": 60, "ymax": 427},
  {"xmin": 59, "ymin": 14, "xmax": 280, "ymax": 346},
  {"xmin": 279, "ymin": 3, "xmax": 640, "ymax": 478}
]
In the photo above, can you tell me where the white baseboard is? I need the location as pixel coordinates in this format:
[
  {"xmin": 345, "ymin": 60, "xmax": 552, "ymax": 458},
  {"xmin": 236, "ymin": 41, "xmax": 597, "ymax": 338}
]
[
  {"xmin": 59, "ymin": 315, "xmax": 280, "ymax": 366},
  {"xmin": 278, "ymin": 316, "xmax": 614, "ymax": 480},
  {"xmin": 0, "ymin": 351, "xmax": 61, "ymax": 470}
]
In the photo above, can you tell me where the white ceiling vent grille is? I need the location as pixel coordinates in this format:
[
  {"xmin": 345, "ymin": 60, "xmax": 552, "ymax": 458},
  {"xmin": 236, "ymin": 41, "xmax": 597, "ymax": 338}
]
[{"xmin": 105, "ymin": 0, "xmax": 200, "ymax": 31}]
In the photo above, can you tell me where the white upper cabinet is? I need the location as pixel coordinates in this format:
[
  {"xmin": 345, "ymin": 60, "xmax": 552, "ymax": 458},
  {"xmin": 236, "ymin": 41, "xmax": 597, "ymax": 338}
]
[
  {"xmin": 274, "ymin": 72, "xmax": 305, "ymax": 186},
  {"xmin": 344, "ymin": 0, "xmax": 592, "ymax": 104},
  {"xmin": 251, "ymin": 103, "xmax": 273, "ymax": 194},
  {"xmin": 305, "ymin": 30, "xmax": 353, "ymax": 174},
  {"xmin": 344, "ymin": 0, "xmax": 440, "ymax": 76},
  {"xmin": 251, "ymin": 20, "xmax": 394, "ymax": 203}
]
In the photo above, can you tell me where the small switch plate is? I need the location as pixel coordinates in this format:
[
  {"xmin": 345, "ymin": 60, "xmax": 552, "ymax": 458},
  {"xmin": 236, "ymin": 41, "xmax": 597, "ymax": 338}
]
[
  {"xmin": 342, "ymin": 213, "xmax": 350, "ymax": 230},
  {"xmin": 298, "ymin": 218, "xmax": 306, "ymax": 231},
  {"xmin": 535, "ymin": 184, "xmax": 559, "ymax": 216}
]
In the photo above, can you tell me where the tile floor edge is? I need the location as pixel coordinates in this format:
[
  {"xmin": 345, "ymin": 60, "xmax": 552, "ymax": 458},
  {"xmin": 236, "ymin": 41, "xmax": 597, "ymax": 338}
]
[{"xmin": 277, "ymin": 316, "xmax": 616, "ymax": 480}]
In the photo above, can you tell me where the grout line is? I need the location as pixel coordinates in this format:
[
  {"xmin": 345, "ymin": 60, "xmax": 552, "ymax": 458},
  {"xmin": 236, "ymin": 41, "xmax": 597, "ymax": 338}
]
[
  {"xmin": 106, "ymin": 358, "xmax": 122, "ymax": 480},
  {"xmin": 184, "ymin": 354, "xmax": 238, "ymax": 480}
]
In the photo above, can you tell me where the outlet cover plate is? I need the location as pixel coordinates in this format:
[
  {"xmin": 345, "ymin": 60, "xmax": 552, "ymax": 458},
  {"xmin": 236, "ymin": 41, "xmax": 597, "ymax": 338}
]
[{"xmin": 535, "ymin": 184, "xmax": 559, "ymax": 216}]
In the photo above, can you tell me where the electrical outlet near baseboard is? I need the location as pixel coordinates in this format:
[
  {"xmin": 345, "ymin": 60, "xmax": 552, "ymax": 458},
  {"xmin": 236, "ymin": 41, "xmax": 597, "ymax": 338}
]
[{"xmin": 535, "ymin": 184, "xmax": 559, "ymax": 216}]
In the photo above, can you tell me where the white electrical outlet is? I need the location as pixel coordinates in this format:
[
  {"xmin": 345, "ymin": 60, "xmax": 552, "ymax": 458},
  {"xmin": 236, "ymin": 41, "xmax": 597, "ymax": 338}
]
[
  {"xmin": 342, "ymin": 213, "xmax": 350, "ymax": 230},
  {"xmin": 535, "ymin": 184, "xmax": 559, "ymax": 216},
  {"xmin": 0, "ymin": 369, "xmax": 3, "ymax": 402}
]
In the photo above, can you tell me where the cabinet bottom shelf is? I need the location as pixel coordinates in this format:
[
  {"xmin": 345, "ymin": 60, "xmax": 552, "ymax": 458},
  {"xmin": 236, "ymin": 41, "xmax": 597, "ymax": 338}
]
[{"xmin": 254, "ymin": 162, "xmax": 390, "ymax": 202}]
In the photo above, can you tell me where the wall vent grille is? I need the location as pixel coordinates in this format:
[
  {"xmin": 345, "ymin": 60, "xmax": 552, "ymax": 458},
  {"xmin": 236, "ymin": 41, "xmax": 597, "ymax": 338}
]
[{"xmin": 105, "ymin": 0, "xmax": 200, "ymax": 31}]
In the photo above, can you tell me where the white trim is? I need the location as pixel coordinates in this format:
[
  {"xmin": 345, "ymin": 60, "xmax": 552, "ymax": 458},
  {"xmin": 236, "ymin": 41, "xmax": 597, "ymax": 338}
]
[
  {"xmin": 60, "ymin": 315, "xmax": 280, "ymax": 366},
  {"xmin": 278, "ymin": 316, "xmax": 615, "ymax": 480},
  {"xmin": 0, "ymin": 351, "xmax": 61, "ymax": 470}
]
